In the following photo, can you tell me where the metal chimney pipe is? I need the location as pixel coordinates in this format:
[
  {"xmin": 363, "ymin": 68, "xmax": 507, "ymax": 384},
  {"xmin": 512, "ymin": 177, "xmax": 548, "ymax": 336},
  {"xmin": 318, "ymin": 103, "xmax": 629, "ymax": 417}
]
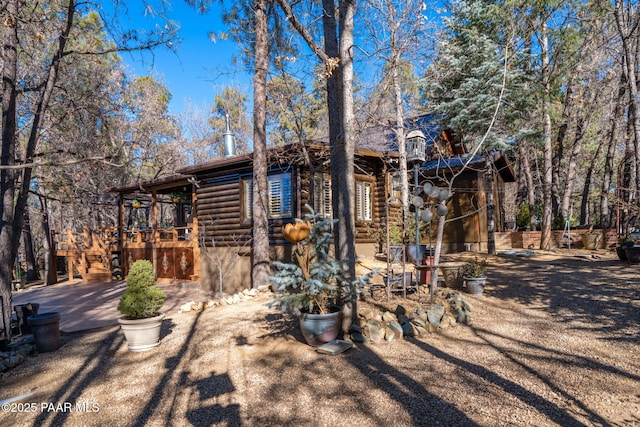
[{"xmin": 223, "ymin": 113, "xmax": 236, "ymax": 157}]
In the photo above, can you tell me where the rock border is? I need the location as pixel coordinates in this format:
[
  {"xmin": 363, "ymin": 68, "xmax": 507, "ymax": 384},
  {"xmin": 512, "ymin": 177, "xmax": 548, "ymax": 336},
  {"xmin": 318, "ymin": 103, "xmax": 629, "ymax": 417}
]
[{"xmin": 352, "ymin": 291, "xmax": 473, "ymax": 343}]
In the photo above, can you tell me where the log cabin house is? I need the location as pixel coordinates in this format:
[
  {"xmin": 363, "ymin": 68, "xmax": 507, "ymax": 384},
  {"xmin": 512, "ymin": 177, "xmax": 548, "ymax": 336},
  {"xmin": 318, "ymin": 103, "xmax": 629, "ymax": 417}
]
[{"xmin": 54, "ymin": 115, "xmax": 516, "ymax": 293}]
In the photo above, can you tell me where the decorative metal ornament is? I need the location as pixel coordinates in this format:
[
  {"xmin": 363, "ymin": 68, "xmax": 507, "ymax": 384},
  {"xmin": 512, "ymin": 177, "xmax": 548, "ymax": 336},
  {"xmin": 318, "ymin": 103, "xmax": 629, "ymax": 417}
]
[
  {"xmin": 436, "ymin": 203, "xmax": 449, "ymax": 216},
  {"xmin": 423, "ymin": 182, "xmax": 434, "ymax": 196},
  {"xmin": 412, "ymin": 195, "xmax": 424, "ymax": 208},
  {"xmin": 283, "ymin": 221, "xmax": 311, "ymax": 243},
  {"xmin": 437, "ymin": 189, "xmax": 450, "ymax": 202},
  {"xmin": 421, "ymin": 209, "xmax": 433, "ymax": 223}
]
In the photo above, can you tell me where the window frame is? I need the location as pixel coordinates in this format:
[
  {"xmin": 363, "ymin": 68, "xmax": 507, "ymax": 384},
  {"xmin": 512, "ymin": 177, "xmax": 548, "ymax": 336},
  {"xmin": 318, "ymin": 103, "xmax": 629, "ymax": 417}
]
[
  {"xmin": 312, "ymin": 172, "xmax": 374, "ymax": 223},
  {"xmin": 355, "ymin": 177, "xmax": 374, "ymax": 222},
  {"xmin": 312, "ymin": 172, "xmax": 333, "ymax": 218},
  {"xmin": 241, "ymin": 171, "xmax": 293, "ymax": 223}
]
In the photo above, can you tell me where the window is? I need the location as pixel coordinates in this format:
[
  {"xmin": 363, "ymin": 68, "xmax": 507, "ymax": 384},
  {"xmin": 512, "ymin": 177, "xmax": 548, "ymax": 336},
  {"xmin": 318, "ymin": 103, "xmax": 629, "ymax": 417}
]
[
  {"xmin": 243, "ymin": 172, "xmax": 293, "ymax": 220},
  {"xmin": 355, "ymin": 180, "xmax": 373, "ymax": 221},
  {"xmin": 312, "ymin": 173, "xmax": 373, "ymax": 222},
  {"xmin": 313, "ymin": 173, "xmax": 332, "ymax": 218}
]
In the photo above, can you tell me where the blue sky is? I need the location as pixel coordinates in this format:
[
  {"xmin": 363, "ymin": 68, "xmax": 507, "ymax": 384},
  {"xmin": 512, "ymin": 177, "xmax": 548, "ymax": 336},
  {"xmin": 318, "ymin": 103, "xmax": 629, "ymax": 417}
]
[
  {"xmin": 106, "ymin": 1, "xmax": 441, "ymax": 118},
  {"xmin": 110, "ymin": 1, "xmax": 251, "ymax": 116}
]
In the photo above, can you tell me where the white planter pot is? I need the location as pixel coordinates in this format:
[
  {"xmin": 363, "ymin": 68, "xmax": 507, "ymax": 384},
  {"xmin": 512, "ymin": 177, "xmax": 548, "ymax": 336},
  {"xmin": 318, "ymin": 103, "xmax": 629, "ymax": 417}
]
[{"xmin": 118, "ymin": 313, "xmax": 165, "ymax": 352}]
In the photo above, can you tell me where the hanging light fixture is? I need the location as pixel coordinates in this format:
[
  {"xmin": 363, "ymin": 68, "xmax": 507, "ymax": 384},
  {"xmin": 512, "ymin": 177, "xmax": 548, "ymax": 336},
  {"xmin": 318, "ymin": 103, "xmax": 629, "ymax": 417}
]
[{"xmin": 406, "ymin": 130, "xmax": 427, "ymax": 164}]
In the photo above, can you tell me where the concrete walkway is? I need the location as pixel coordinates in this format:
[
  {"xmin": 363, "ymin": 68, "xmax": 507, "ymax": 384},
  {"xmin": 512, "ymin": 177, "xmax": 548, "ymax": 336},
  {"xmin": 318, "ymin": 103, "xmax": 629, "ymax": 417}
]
[{"xmin": 11, "ymin": 280, "xmax": 210, "ymax": 334}]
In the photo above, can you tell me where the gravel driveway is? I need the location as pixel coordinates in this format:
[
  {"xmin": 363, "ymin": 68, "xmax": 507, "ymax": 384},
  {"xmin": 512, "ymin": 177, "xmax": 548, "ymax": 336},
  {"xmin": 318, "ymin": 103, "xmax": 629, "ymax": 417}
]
[{"xmin": 0, "ymin": 249, "xmax": 638, "ymax": 426}]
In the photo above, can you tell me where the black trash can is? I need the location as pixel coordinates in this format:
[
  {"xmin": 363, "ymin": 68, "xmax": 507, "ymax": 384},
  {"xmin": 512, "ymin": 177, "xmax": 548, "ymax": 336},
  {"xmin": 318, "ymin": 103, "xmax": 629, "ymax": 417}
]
[
  {"xmin": 27, "ymin": 312, "xmax": 60, "ymax": 353},
  {"xmin": 14, "ymin": 303, "xmax": 40, "ymax": 335}
]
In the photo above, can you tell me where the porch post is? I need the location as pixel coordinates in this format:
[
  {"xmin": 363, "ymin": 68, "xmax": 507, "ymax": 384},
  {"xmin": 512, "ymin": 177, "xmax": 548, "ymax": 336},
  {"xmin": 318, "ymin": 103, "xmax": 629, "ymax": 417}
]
[
  {"xmin": 152, "ymin": 191, "xmax": 158, "ymax": 276},
  {"xmin": 191, "ymin": 185, "xmax": 200, "ymax": 280}
]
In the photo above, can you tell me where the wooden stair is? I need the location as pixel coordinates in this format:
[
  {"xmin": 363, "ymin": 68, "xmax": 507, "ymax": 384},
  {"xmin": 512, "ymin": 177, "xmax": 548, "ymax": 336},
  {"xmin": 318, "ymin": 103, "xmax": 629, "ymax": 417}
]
[
  {"xmin": 57, "ymin": 227, "xmax": 116, "ymax": 284},
  {"xmin": 81, "ymin": 252, "xmax": 112, "ymax": 284}
]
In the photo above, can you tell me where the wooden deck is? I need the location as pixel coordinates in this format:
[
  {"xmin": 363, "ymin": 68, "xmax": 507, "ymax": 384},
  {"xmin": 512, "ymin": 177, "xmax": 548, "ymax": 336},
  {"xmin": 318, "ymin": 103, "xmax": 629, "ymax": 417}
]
[{"xmin": 54, "ymin": 225, "xmax": 200, "ymax": 284}]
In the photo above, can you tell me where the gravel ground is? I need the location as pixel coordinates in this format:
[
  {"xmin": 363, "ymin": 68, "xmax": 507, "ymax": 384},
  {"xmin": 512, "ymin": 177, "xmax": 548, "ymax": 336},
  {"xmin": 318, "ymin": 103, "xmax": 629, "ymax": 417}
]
[{"xmin": 0, "ymin": 249, "xmax": 639, "ymax": 427}]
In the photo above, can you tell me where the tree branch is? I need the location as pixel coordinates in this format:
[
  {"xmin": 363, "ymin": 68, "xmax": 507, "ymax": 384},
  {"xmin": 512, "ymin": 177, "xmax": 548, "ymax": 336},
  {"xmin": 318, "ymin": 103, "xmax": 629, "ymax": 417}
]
[
  {"xmin": 0, "ymin": 155, "xmax": 123, "ymax": 170},
  {"xmin": 275, "ymin": 0, "xmax": 340, "ymax": 76}
]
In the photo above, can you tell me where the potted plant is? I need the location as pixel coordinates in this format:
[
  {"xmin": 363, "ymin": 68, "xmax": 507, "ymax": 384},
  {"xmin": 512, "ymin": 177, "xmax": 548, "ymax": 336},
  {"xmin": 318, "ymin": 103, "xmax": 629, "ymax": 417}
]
[
  {"xmin": 404, "ymin": 214, "xmax": 430, "ymax": 264},
  {"xmin": 117, "ymin": 260, "xmax": 166, "ymax": 351},
  {"xmin": 580, "ymin": 229, "xmax": 602, "ymax": 250},
  {"xmin": 462, "ymin": 257, "xmax": 488, "ymax": 295},
  {"xmin": 270, "ymin": 207, "xmax": 375, "ymax": 346},
  {"xmin": 132, "ymin": 199, "xmax": 142, "ymax": 209},
  {"xmin": 623, "ymin": 236, "xmax": 640, "ymax": 263},
  {"xmin": 617, "ymin": 236, "xmax": 634, "ymax": 261},
  {"xmin": 168, "ymin": 192, "xmax": 182, "ymax": 203},
  {"xmin": 388, "ymin": 224, "xmax": 404, "ymax": 264}
]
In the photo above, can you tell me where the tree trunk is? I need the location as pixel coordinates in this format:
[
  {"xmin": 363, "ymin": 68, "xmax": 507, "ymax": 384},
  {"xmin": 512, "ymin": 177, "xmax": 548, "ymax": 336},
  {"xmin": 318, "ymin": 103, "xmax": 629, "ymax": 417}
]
[
  {"xmin": 273, "ymin": 0, "xmax": 358, "ymax": 333},
  {"xmin": 600, "ymin": 72, "xmax": 627, "ymax": 229},
  {"xmin": 615, "ymin": 0, "xmax": 640, "ymax": 198},
  {"xmin": 386, "ymin": 0, "xmax": 409, "ymax": 211},
  {"xmin": 485, "ymin": 157, "xmax": 496, "ymax": 254},
  {"xmin": 252, "ymin": 0, "xmax": 271, "ymax": 289},
  {"xmin": 540, "ymin": 20, "xmax": 554, "ymax": 250},
  {"xmin": 518, "ymin": 140, "xmax": 536, "ymax": 230},
  {"xmin": 429, "ymin": 212, "xmax": 447, "ymax": 303},
  {"xmin": 625, "ymin": 105, "xmax": 637, "ymax": 206},
  {"xmin": 335, "ymin": 0, "xmax": 357, "ymax": 334},
  {"xmin": 0, "ymin": 0, "xmax": 19, "ymax": 343},
  {"xmin": 38, "ymin": 195, "xmax": 57, "ymax": 285},
  {"xmin": 581, "ymin": 132, "xmax": 604, "ymax": 227},
  {"xmin": 322, "ymin": 0, "xmax": 343, "ymax": 142},
  {"xmin": 0, "ymin": 0, "xmax": 77, "ymax": 341},
  {"xmin": 561, "ymin": 115, "xmax": 585, "ymax": 223},
  {"xmin": 551, "ymin": 78, "xmax": 574, "ymax": 220},
  {"xmin": 22, "ymin": 209, "xmax": 38, "ymax": 281}
]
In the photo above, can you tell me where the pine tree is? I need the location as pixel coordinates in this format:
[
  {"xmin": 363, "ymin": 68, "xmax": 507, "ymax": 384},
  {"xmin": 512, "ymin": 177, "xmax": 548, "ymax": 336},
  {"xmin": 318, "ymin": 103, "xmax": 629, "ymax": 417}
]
[{"xmin": 422, "ymin": 0, "xmax": 530, "ymax": 151}]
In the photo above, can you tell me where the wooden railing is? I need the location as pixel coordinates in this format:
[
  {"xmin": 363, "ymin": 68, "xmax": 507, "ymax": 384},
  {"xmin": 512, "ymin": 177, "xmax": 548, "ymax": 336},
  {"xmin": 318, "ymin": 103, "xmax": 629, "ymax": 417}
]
[
  {"xmin": 123, "ymin": 226, "xmax": 194, "ymax": 244},
  {"xmin": 55, "ymin": 224, "xmax": 199, "ymax": 282}
]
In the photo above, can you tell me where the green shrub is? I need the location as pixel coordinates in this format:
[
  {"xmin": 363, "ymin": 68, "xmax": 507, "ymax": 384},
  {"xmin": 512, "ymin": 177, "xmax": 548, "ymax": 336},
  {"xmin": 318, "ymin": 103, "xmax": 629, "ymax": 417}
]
[
  {"xmin": 118, "ymin": 260, "xmax": 166, "ymax": 319},
  {"xmin": 516, "ymin": 203, "xmax": 530, "ymax": 229},
  {"xmin": 462, "ymin": 257, "xmax": 488, "ymax": 278},
  {"xmin": 389, "ymin": 225, "xmax": 403, "ymax": 244},
  {"xmin": 553, "ymin": 215, "xmax": 579, "ymax": 230}
]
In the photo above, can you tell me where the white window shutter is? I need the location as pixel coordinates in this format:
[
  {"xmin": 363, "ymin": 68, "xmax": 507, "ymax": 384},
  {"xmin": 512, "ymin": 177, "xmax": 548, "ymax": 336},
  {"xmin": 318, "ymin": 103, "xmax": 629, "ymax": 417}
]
[
  {"xmin": 268, "ymin": 177, "xmax": 282, "ymax": 217},
  {"xmin": 364, "ymin": 182, "xmax": 372, "ymax": 220},
  {"xmin": 356, "ymin": 181, "xmax": 363, "ymax": 220},
  {"xmin": 355, "ymin": 180, "xmax": 372, "ymax": 221},
  {"xmin": 323, "ymin": 173, "xmax": 332, "ymax": 218},
  {"xmin": 266, "ymin": 173, "xmax": 292, "ymax": 219},
  {"xmin": 313, "ymin": 174, "xmax": 323, "ymax": 214},
  {"xmin": 244, "ymin": 179, "xmax": 254, "ymax": 220}
]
